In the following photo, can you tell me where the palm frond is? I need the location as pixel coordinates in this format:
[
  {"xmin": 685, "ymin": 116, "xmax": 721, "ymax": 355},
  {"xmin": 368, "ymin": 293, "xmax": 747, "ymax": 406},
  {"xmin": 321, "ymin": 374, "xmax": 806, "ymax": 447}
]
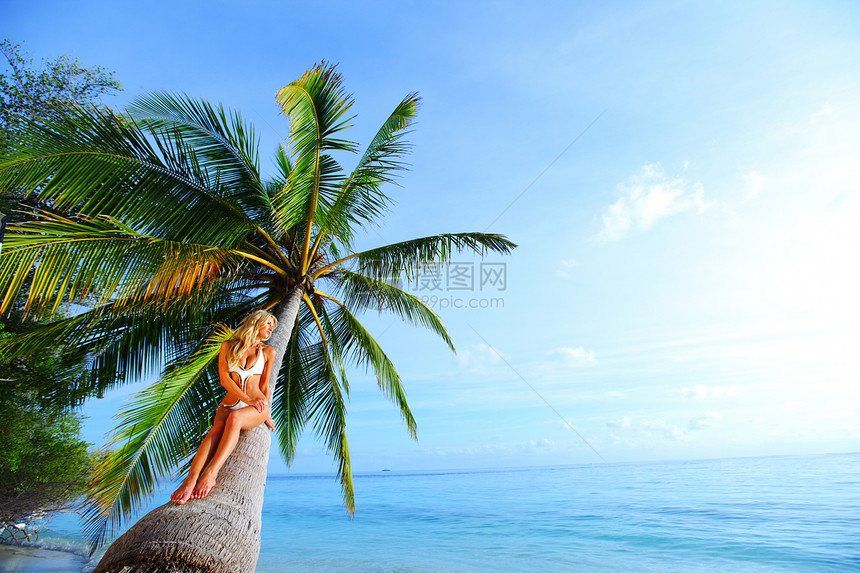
[
  {"xmin": 312, "ymin": 93, "xmax": 420, "ymax": 251},
  {"xmin": 317, "ymin": 301, "xmax": 416, "ymax": 438},
  {"xmin": 316, "ymin": 232, "xmax": 517, "ymax": 281},
  {"xmin": 0, "ymin": 307, "xmax": 183, "ymax": 395},
  {"xmin": 325, "ymin": 270, "xmax": 454, "ymax": 351},
  {"xmin": 269, "ymin": 153, "xmax": 345, "ymax": 248},
  {"xmin": 303, "ymin": 339, "xmax": 354, "ymax": 513},
  {"xmin": 269, "ymin": 301, "xmax": 355, "ymax": 512},
  {"xmin": 275, "ymin": 62, "xmax": 357, "ymax": 272},
  {"xmin": 270, "ymin": 312, "xmax": 315, "ymax": 463},
  {"xmin": 126, "ymin": 92, "xmax": 273, "ymax": 224},
  {"xmin": 81, "ymin": 325, "xmax": 231, "ymax": 550},
  {"xmin": 0, "ymin": 210, "xmax": 246, "ymax": 314},
  {"xmin": 0, "ymin": 104, "xmax": 258, "ymax": 248},
  {"xmin": 275, "ymin": 62, "xmax": 357, "ymax": 163}
]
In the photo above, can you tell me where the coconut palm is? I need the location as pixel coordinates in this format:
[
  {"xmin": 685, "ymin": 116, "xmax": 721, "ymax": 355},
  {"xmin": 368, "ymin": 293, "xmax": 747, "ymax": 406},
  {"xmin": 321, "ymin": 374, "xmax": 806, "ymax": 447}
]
[{"xmin": 0, "ymin": 63, "xmax": 515, "ymax": 571}]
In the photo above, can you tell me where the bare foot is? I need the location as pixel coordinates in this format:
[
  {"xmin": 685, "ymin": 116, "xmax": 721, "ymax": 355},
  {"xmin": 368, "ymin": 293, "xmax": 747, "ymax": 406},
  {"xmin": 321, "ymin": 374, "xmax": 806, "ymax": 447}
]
[
  {"xmin": 171, "ymin": 479, "xmax": 196, "ymax": 505},
  {"xmin": 192, "ymin": 470, "xmax": 217, "ymax": 499}
]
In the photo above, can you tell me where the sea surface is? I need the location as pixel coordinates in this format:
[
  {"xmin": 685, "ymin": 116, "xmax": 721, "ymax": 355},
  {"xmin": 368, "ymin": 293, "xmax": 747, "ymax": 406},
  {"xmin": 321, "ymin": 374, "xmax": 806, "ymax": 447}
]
[{"xmin": 2, "ymin": 452, "xmax": 858, "ymax": 572}]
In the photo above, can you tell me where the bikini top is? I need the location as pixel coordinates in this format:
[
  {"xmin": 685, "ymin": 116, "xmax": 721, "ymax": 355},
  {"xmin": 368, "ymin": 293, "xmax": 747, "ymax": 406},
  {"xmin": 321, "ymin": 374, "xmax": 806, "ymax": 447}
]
[{"xmin": 229, "ymin": 345, "xmax": 265, "ymax": 388}]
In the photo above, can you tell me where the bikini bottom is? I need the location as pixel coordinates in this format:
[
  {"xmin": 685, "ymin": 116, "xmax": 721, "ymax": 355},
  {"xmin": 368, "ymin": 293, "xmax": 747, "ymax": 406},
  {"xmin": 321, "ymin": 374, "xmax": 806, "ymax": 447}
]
[{"xmin": 220, "ymin": 400, "xmax": 248, "ymax": 411}]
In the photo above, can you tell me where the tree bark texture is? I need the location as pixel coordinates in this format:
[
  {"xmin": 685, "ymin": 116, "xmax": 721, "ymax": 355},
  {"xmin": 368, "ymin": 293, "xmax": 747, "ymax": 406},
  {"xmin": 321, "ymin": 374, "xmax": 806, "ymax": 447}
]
[
  {"xmin": 93, "ymin": 424, "xmax": 270, "ymax": 573},
  {"xmin": 93, "ymin": 287, "xmax": 305, "ymax": 573}
]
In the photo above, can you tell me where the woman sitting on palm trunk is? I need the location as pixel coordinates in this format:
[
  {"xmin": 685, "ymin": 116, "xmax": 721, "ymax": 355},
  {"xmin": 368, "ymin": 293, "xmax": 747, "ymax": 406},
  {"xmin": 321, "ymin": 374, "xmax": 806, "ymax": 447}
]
[{"xmin": 171, "ymin": 311, "xmax": 277, "ymax": 504}]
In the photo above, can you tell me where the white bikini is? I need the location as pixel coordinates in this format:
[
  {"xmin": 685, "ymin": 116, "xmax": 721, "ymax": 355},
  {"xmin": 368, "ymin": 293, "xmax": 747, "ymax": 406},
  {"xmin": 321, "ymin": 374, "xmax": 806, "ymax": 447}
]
[{"xmin": 221, "ymin": 345, "xmax": 265, "ymax": 410}]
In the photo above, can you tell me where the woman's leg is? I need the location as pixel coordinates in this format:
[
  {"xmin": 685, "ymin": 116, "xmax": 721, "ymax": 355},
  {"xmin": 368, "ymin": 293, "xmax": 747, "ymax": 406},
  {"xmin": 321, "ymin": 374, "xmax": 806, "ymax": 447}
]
[
  {"xmin": 191, "ymin": 406, "xmax": 267, "ymax": 499},
  {"xmin": 171, "ymin": 407, "xmax": 230, "ymax": 504}
]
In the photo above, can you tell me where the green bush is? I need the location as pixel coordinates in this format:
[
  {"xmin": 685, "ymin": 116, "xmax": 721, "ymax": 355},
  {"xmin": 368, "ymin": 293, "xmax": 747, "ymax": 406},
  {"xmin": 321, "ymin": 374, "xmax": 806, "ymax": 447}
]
[
  {"xmin": 0, "ymin": 314, "xmax": 98, "ymax": 539},
  {"xmin": 0, "ymin": 403, "xmax": 94, "ymax": 526}
]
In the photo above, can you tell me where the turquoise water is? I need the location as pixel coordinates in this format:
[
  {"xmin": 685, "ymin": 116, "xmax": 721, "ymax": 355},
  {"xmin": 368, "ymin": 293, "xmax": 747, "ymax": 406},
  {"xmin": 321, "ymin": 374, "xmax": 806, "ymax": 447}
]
[
  {"xmin": 256, "ymin": 453, "xmax": 860, "ymax": 572},
  {"xmin": 3, "ymin": 453, "xmax": 859, "ymax": 572}
]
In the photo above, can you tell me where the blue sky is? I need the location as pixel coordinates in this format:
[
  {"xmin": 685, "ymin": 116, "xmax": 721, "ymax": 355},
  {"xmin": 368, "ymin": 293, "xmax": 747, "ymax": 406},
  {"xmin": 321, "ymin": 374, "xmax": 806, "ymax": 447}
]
[{"xmin": 3, "ymin": 1, "xmax": 859, "ymax": 475}]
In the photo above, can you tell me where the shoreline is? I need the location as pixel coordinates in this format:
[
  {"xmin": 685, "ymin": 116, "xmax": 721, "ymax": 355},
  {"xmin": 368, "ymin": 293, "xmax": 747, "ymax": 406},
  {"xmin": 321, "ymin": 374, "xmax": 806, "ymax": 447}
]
[{"xmin": 0, "ymin": 542, "xmax": 88, "ymax": 573}]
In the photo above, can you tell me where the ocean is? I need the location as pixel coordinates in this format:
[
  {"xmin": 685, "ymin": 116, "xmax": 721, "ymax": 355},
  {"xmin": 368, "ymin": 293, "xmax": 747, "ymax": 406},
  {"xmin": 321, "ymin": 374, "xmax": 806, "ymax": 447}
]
[{"xmin": 2, "ymin": 452, "xmax": 858, "ymax": 572}]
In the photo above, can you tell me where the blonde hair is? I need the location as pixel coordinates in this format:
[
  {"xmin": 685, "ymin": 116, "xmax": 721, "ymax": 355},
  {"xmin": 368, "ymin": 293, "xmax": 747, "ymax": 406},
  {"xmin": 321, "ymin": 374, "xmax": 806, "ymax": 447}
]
[{"xmin": 226, "ymin": 310, "xmax": 277, "ymax": 368}]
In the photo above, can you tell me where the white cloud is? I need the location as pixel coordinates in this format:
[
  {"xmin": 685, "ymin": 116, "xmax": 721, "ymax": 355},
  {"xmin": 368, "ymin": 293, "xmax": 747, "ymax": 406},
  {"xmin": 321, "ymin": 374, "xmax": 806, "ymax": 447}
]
[
  {"xmin": 597, "ymin": 163, "xmax": 714, "ymax": 241},
  {"xmin": 517, "ymin": 439, "xmax": 555, "ymax": 453},
  {"xmin": 682, "ymin": 384, "xmax": 749, "ymax": 399},
  {"xmin": 810, "ymin": 104, "xmax": 834, "ymax": 120},
  {"xmin": 742, "ymin": 170, "xmax": 765, "ymax": 200},
  {"xmin": 608, "ymin": 416, "xmax": 684, "ymax": 441},
  {"xmin": 547, "ymin": 346, "xmax": 597, "ymax": 367},
  {"xmin": 418, "ymin": 439, "xmax": 557, "ymax": 458},
  {"xmin": 641, "ymin": 418, "xmax": 685, "ymax": 440},
  {"xmin": 556, "ymin": 257, "xmax": 579, "ymax": 279},
  {"xmin": 682, "ymin": 384, "xmax": 709, "ymax": 399},
  {"xmin": 688, "ymin": 410, "xmax": 723, "ymax": 431},
  {"xmin": 455, "ymin": 344, "xmax": 505, "ymax": 375},
  {"xmin": 606, "ymin": 415, "xmax": 631, "ymax": 429}
]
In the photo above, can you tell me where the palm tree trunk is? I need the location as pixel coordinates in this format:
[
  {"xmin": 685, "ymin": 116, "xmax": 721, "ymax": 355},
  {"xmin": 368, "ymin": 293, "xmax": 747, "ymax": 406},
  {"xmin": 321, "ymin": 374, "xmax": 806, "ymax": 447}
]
[
  {"xmin": 92, "ymin": 424, "xmax": 271, "ymax": 573},
  {"xmin": 263, "ymin": 285, "xmax": 306, "ymax": 391},
  {"xmin": 94, "ymin": 286, "xmax": 304, "ymax": 573}
]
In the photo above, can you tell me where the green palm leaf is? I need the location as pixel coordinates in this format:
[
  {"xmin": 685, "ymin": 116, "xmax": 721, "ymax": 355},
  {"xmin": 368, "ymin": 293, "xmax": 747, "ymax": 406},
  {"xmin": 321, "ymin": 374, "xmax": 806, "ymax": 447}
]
[
  {"xmin": 269, "ymin": 305, "xmax": 356, "ymax": 511},
  {"xmin": 82, "ymin": 325, "xmax": 230, "ymax": 549},
  {"xmin": 329, "ymin": 270, "xmax": 454, "ymax": 351},
  {"xmin": 0, "ymin": 210, "xmax": 243, "ymax": 314},
  {"xmin": 274, "ymin": 62, "xmax": 358, "ymax": 271},
  {"xmin": 318, "ymin": 232, "xmax": 517, "ymax": 282},
  {"xmin": 0, "ymin": 105, "xmax": 258, "ymax": 248},
  {"xmin": 126, "ymin": 92, "xmax": 273, "ymax": 223},
  {"xmin": 269, "ymin": 305, "xmax": 320, "ymax": 463},
  {"xmin": 318, "ymin": 300, "xmax": 416, "ymax": 438},
  {"xmin": 303, "ymin": 338, "xmax": 354, "ymax": 512},
  {"xmin": 275, "ymin": 62, "xmax": 357, "ymax": 161},
  {"xmin": 313, "ymin": 93, "xmax": 420, "ymax": 251}
]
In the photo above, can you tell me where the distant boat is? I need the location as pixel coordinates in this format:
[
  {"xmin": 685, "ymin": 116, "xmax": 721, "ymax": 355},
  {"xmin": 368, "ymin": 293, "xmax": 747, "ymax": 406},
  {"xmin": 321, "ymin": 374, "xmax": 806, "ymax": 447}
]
[{"xmin": 381, "ymin": 469, "xmax": 391, "ymax": 472}]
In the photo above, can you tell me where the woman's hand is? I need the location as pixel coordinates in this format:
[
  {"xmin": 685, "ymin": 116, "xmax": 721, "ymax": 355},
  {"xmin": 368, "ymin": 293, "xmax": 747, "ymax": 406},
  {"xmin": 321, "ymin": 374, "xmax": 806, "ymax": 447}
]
[
  {"xmin": 252, "ymin": 398, "xmax": 268, "ymax": 414},
  {"xmin": 265, "ymin": 418, "xmax": 275, "ymax": 432}
]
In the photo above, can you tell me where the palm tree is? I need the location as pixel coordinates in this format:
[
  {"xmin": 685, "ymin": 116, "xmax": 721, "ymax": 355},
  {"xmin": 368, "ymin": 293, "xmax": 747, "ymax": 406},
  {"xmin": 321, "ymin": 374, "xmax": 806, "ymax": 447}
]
[{"xmin": 0, "ymin": 63, "xmax": 514, "ymax": 571}]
